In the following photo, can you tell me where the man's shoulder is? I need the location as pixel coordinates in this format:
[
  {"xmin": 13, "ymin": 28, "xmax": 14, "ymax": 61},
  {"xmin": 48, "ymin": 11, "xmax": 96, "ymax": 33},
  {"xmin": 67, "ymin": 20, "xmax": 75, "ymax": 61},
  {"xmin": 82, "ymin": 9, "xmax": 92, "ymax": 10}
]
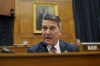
[
  {"xmin": 59, "ymin": 40, "xmax": 79, "ymax": 52},
  {"xmin": 27, "ymin": 42, "xmax": 44, "ymax": 52},
  {"xmin": 59, "ymin": 40, "xmax": 70, "ymax": 45},
  {"xmin": 60, "ymin": 40, "xmax": 76, "ymax": 46}
]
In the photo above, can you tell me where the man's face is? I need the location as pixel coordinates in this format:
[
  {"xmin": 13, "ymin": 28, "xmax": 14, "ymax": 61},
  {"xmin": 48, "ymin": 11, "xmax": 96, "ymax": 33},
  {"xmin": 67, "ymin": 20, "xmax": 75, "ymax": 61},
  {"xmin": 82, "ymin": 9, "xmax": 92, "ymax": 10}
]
[
  {"xmin": 43, "ymin": 8, "xmax": 48, "ymax": 13},
  {"xmin": 42, "ymin": 20, "xmax": 62, "ymax": 46}
]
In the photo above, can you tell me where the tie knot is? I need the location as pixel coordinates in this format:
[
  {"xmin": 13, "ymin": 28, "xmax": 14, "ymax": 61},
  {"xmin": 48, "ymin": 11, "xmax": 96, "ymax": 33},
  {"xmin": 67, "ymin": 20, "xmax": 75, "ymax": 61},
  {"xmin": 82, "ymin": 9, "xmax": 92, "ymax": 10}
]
[{"xmin": 51, "ymin": 46, "xmax": 56, "ymax": 53}]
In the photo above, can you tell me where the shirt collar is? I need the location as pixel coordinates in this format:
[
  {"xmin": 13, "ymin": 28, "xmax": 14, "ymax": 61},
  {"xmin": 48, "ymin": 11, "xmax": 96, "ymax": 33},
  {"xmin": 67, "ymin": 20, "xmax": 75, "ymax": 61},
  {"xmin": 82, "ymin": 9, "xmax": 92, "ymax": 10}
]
[{"xmin": 47, "ymin": 40, "xmax": 61, "ymax": 53}]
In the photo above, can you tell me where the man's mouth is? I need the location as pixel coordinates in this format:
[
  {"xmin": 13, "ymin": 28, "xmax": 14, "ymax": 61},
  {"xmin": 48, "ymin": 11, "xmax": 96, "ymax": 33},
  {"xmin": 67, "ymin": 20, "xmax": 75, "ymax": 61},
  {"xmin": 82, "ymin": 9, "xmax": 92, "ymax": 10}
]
[{"xmin": 45, "ymin": 37, "xmax": 52, "ymax": 39}]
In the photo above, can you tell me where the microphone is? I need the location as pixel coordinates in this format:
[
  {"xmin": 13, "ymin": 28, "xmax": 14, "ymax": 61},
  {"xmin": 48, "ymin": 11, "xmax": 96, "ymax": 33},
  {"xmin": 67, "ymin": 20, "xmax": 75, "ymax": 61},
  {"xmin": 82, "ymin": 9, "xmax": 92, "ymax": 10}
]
[
  {"xmin": 42, "ymin": 42, "xmax": 48, "ymax": 47},
  {"xmin": 1, "ymin": 47, "xmax": 15, "ymax": 53}
]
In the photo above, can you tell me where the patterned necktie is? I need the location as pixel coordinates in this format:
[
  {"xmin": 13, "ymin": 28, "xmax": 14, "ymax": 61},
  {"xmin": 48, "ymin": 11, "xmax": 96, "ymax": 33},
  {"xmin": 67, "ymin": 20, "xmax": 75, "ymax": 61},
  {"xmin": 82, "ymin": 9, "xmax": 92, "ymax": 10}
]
[{"xmin": 51, "ymin": 46, "xmax": 56, "ymax": 53}]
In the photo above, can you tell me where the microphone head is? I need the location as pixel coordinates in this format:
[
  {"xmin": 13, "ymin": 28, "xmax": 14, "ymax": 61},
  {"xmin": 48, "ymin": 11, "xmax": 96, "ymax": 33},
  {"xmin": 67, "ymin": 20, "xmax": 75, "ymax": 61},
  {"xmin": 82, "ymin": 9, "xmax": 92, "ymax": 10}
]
[
  {"xmin": 1, "ymin": 47, "xmax": 15, "ymax": 53},
  {"xmin": 1, "ymin": 47, "xmax": 10, "ymax": 53}
]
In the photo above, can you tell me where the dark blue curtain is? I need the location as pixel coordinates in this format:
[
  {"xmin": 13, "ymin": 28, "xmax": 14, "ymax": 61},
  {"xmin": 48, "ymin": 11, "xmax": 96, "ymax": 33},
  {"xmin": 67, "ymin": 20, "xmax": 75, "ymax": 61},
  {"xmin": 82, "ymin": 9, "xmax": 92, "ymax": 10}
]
[
  {"xmin": 73, "ymin": 0, "xmax": 100, "ymax": 42},
  {"xmin": 0, "ymin": 15, "xmax": 14, "ymax": 46}
]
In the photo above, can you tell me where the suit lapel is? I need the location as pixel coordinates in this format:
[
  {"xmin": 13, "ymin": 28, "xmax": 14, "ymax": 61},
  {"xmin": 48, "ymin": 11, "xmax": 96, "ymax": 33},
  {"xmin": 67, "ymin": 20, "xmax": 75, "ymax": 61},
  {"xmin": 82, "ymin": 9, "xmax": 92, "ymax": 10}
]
[{"xmin": 60, "ymin": 41, "xmax": 66, "ymax": 52}]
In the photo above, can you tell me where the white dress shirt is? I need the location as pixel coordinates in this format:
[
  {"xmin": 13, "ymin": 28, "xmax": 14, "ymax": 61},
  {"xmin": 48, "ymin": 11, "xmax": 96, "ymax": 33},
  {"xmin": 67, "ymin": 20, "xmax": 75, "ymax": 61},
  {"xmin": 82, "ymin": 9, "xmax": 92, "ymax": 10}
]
[{"xmin": 47, "ymin": 40, "xmax": 61, "ymax": 53}]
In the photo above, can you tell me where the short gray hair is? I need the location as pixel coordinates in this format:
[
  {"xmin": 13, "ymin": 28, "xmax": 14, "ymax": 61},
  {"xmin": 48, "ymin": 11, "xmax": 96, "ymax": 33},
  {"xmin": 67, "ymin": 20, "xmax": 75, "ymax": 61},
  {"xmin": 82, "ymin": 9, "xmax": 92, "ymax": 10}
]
[{"xmin": 43, "ymin": 15, "xmax": 61, "ymax": 28}]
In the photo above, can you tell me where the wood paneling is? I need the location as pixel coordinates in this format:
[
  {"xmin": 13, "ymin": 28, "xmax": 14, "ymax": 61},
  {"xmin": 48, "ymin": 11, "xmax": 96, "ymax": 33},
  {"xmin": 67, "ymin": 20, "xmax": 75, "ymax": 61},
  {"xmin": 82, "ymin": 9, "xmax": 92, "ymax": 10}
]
[
  {"xmin": 0, "ymin": 0, "xmax": 15, "ymax": 16},
  {"xmin": 14, "ymin": 0, "xmax": 76, "ymax": 46},
  {"xmin": 0, "ymin": 0, "xmax": 76, "ymax": 46}
]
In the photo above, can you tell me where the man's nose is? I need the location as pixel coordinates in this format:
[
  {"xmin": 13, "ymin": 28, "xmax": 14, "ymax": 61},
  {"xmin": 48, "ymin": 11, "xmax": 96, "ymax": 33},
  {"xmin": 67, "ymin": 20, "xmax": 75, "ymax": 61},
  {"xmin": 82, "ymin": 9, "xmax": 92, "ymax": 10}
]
[{"xmin": 46, "ymin": 29, "xmax": 51, "ymax": 34}]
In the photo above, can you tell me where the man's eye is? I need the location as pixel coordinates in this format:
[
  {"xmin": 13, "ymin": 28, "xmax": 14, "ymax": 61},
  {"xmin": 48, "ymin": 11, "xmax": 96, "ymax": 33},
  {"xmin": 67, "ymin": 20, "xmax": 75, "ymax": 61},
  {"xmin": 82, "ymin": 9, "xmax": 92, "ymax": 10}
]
[
  {"xmin": 50, "ymin": 27, "xmax": 55, "ymax": 30},
  {"xmin": 42, "ymin": 27, "xmax": 47, "ymax": 30}
]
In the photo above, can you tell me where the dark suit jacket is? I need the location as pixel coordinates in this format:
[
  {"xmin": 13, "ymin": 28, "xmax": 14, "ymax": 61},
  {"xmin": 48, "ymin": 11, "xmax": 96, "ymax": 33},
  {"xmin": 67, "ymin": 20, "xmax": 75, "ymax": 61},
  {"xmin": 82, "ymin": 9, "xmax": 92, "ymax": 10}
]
[{"xmin": 27, "ymin": 40, "xmax": 79, "ymax": 53}]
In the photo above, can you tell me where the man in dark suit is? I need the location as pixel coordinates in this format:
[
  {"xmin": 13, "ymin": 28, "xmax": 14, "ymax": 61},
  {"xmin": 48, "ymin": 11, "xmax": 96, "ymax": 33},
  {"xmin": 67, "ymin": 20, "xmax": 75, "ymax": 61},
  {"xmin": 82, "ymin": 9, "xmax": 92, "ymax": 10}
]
[
  {"xmin": 36, "ymin": 8, "xmax": 50, "ymax": 30},
  {"xmin": 27, "ymin": 15, "xmax": 79, "ymax": 53}
]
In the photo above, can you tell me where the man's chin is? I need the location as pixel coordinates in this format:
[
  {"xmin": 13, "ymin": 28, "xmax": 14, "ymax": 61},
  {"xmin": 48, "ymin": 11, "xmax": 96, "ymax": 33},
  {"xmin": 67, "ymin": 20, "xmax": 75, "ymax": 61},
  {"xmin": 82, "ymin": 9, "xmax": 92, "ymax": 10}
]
[{"xmin": 44, "ymin": 40, "xmax": 52, "ymax": 44}]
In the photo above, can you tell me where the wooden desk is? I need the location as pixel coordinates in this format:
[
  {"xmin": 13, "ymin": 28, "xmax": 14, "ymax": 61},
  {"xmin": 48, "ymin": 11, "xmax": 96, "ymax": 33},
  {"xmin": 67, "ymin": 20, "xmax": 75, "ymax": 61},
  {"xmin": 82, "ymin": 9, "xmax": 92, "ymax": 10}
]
[{"xmin": 0, "ymin": 52, "xmax": 100, "ymax": 66}]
